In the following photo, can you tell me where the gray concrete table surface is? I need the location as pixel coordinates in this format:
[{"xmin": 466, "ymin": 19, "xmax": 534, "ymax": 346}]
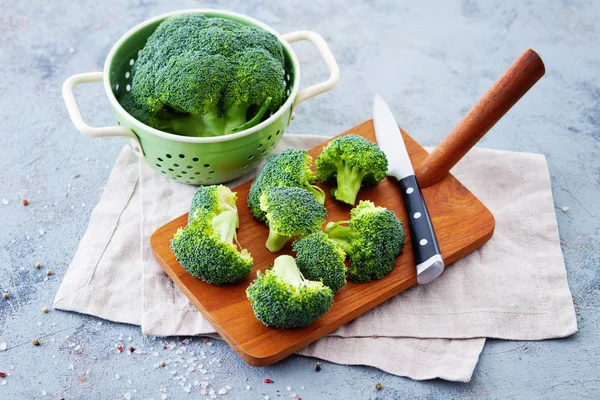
[{"xmin": 1, "ymin": 0, "xmax": 598, "ymax": 398}]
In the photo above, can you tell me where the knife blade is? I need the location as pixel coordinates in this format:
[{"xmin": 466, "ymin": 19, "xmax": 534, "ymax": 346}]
[{"xmin": 372, "ymin": 94, "xmax": 444, "ymax": 284}]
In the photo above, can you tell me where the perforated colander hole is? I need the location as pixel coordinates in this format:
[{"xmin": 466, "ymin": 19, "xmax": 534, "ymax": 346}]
[
  {"xmin": 125, "ymin": 84, "xmax": 131, "ymax": 92},
  {"xmin": 173, "ymin": 163, "xmax": 179, "ymax": 167},
  {"xmin": 176, "ymin": 175, "xmax": 182, "ymax": 178},
  {"xmin": 267, "ymin": 135, "xmax": 272, "ymax": 141},
  {"xmin": 125, "ymin": 71, "xmax": 130, "ymax": 79},
  {"xmin": 129, "ymin": 59, "xmax": 135, "ymax": 66},
  {"xmin": 275, "ymin": 130, "xmax": 281, "ymax": 136},
  {"xmin": 193, "ymin": 157, "xmax": 199, "ymax": 162},
  {"xmin": 166, "ymin": 154, "xmax": 172, "ymax": 159},
  {"xmin": 209, "ymin": 171, "xmax": 215, "ymax": 175},
  {"xmin": 204, "ymin": 164, "xmax": 210, "ymax": 168},
  {"xmin": 207, "ymin": 177, "xmax": 214, "ymax": 181},
  {"xmin": 156, "ymin": 164, "xmax": 161, "ymax": 168},
  {"xmin": 270, "ymin": 142, "xmax": 276, "ymax": 148},
  {"xmin": 195, "ymin": 172, "xmax": 202, "ymax": 175},
  {"xmin": 258, "ymin": 144, "xmax": 263, "ymax": 150},
  {"xmin": 243, "ymin": 164, "xmax": 249, "ymax": 169},
  {"xmin": 115, "ymin": 84, "xmax": 119, "ymax": 92},
  {"xmin": 286, "ymin": 73, "xmax": 290, "ymax": 81},
  {"xmin": 179, "ymin": 154, "xmax": 185, "ymax": 159},
  {"xmin": 247, "ymin": 155, "xmax": 254, "ymax": 160},
  {"xmin": 190, "ymin": 177, "xmax": 195, "ymax": 180},
  {"xmin": 181, "ymin": 171, "xmax": 187, "ymax": 174},
  {"xmin": 157, "ymin": 157, "xmax": 163, "ymax": 162},
  {"xmin": 262, "ymin": 149, "xmax": 268, "ymax": 155},
  {"xmin": 168, "ymin": 168, "xmax": 174, "ymax": 172},
  {"xmin": 161, "ymin": 171, "xmax": 166, "ymax": 174}
]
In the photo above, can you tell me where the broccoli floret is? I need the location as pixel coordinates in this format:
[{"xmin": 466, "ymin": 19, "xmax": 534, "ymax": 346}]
[
  {"xmin": 248, "ymin": 149, "xmax": 325, "ymax": 222},
  {"xmin": 293, "ymin": 232, "xmax": 347, "ymax": 291},
  {"xmin": 246, "ymin": 255, "xmax": 334, "ymax": 328},
  {"xmin": 316, "ymin": 134, "xmax": 388, "ymax": 205},
  {"xmin": 170, "ymin": 189, "xmax": 252, "ymax": 285},
  {"xmin": 260, "ymin": 187, "xmax": 327, "ymax": 252},
  {"xmin": 124, "ymin": 14, "xmax": 286, "ymax": 137},
  {"xmin": 324, "ymin": 201, "xmax": 404, "ymax": 283},
  {"xmin": 189, "ymin": 185, "xmax": 238, "ymax": 225}
]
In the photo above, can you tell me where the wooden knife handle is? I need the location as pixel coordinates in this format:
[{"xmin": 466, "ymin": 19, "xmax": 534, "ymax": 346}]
[{"xmin": 416, "ymin": 49, "xmax": 545, "ymax": 188}]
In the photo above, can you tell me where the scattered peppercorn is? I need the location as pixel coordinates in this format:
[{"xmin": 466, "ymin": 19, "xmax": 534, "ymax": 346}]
[
  {"xmin": 129, "ymin": 346, "xmax": 136, "ymax": 353},
  {"xmin": 46, "ymin": 269, "xmax": 52, "ymax": 276},
  {"xmin": 22, "ymin": 199, "xmax": 29, "ymax": 206},
  {"xmin": 375, "ymin": 383, "xmax": 383, "ymax": 391},
  {"xmin": 35, "ymin": 263, "xmax": 41, "ymax": 269},
  {"xmin": 32, "ymin": 339, "xmax": 40, "ymax": 346},
  {"xmin": 0, "ymin": 372, "xmax": 6, "ymax": 378},
  {"xmin": 315, "ymin": 365, "xmax": 321, "ymax": 372},
  {"xmin": 264, "ymin": 378, "xmax": 273, "ymax": 384},
  {"xmin": 2, "ymin": 293, "xmax": 8, "ymax": 300},
  {"xmin": 42, "ymin": 306, "xmax": 49, "ymax": 313},
  {"xmin": 159, "ymin": 361, "xmax": 166, "ymax": 368}
]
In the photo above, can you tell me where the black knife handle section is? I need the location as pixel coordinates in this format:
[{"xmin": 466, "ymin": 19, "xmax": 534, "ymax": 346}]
[{"xmin": 397, "ymin": 175, "xmax": 441, "ymax": 266}]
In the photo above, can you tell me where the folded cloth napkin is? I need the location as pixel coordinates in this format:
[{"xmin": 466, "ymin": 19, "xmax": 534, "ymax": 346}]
[{"xmin": 54, "ymin": 134, "xmax": 576, "ymax": 382}]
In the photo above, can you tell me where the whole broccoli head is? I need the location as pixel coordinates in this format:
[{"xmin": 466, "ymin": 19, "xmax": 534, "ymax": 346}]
[
  {"xmin": 171, "ymin": 188, "xmax": 252, "ymax": 285},
  {"xmin": 125, "ymin": 14, "xmax": 286, "ymax": 137},
  {"xmin": 246, "ymin": 255, "xmax": 334, "ymax": 328},
  {"xmin": 293, "ymin": 231, "xmax": 347, "ymax": 291},
  {"xmin": 260, "ymin": 187, "xmax": 327, "ymax": 252},
  {"xmin": 324, "ymin": 201, "xmax": 404, "ymax": 283},
  {"xmin": 316, "ymin": 134, "xmax": 388, "ymax": 205},
  {"xmin": 189, "ymin": 185, "xmax": 238, "ymax": 225},
  {"xmin": 249, "ymin": 149, "xmax": 325, "ymax": 222}
]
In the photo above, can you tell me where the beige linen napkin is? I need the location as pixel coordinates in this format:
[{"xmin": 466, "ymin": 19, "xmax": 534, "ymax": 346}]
[{"xmin": 54, "ymin": 134, "xmax": 576, "ymax": 382}]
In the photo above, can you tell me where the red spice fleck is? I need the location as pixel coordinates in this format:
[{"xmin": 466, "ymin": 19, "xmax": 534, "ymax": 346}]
[
  {"xmin": 298, "ymin": 398, "xmax": 302, "ymax": 400},
  {"xmin": 163, "ymin": 345, "xmax": 167, "ymax": 350},
  {"xmin": 203, "ymin": 338, "xmax": 209, "ymax": 343},
  {"xmin": 0, "ymin": 372, "xmax": 6, "ymax": 378},
  {"xmin": 22, "ymin": 199, "xmax": 29, "ymax": 206},
  {"xmin": 117, "ymin": 345, "xmax": 123, "ymax": 353},
  {"xmin": 264, "ymin": 378, "xmax": 273, "ymax": 384}
]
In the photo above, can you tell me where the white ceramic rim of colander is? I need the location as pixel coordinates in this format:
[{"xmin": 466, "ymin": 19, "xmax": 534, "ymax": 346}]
[{"xmin": 103, "ymin": 9, "xmax": 301, "ymax": 144}]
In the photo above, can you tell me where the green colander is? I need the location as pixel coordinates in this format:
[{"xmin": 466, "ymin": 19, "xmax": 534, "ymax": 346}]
[{"xmin": 62, "ymin": 9, "xmax": 339, "ymax": 184}]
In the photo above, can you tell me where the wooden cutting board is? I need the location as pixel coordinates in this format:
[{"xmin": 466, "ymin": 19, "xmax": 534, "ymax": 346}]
[{"xmin": 150, "ymin": 119, "xmax": 495, "ymax": 366}]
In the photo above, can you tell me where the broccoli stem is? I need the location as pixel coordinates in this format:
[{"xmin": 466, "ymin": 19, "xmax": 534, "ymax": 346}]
[
  {"xmin": 211, "ymin": 210, "xmax": 238, "ymax": 244},
  {"xmin": 271, "ymin": 255, "xmax": 304, "ymax": 287},
  {"xmin": 266, "ymin": 229, "xmax": 292, "ymax": 253},
  {"xmin": 333, "ymin": 162, "xmax": 368, "ymax": 205},
  {"xmin": 230, "ymin": 98, "xmax": 272, "ymax": 133},
  {"xmin": 304, "ymin": 184, "xmax": 326, "ymax": 205},
  {"xmin": 323, "ymin": 221, "xmax": 354, "ymax": 254}
]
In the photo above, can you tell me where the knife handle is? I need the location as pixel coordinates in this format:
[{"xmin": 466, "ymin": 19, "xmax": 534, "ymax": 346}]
[{"xmin": 397, "ymin": 175, "xmax": 444, "ymax": 284}]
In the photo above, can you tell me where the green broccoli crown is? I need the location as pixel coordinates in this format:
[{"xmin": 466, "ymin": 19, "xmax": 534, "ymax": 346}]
[
  {"xmin": 126, "ymin": 14, "xmax": 286, "ymax": 137},
  {"xmin": 316, "ymin": 134, "xmax": 388, "ymax": 205},
  {"xmin": 246, "ymin": 255, "xmax": 334, "ymax": 328},
  {"xmin": 189, "ymin": 185, "xmax": 238, "ymax": 224},
  {"xmin": 324, "ymin": 200, "xmax": 404, "ymax": 283},
  {"xmin": 248, "ymin": 149, "xmax": 325, "ymax": 222},
  {"xmin": 260, "ymin": 187, "xmax": 327, "ymax": 252},
  {"xmin": 293, "ymin": 231, "xmax": 347, "ymax": 291},
  {"xmin": 171, "ymin": 207, "xmax": 252, "ymax": 285}
]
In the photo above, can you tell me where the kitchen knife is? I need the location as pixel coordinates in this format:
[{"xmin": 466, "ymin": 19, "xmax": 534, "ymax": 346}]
[{"xmin": 372, "ymin": 94, "xmax": 444, "ymax": 284}]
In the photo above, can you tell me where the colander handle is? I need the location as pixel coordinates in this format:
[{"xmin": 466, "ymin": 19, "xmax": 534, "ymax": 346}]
[
  {"xmin": 282, "ymin": 31, "xmax": 340, "ymax": 112},
  {"xmin": 62, "ymin": 72, "xmax": 144, "ymax": 157}
]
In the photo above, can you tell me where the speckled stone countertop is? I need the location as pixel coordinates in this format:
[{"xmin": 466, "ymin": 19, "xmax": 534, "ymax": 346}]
[{"xmin": 1, "ymin": 1, "xmax": 598, "ymax": 398}]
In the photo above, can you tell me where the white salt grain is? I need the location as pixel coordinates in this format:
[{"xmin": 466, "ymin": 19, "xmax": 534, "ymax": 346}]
[
  {"xmin": 246, "ymin": 385, "xmax": 250, "ymax": 390},
  {"xmin": 0, "ymin": 342, "xmax": 6, "ymax": 351},
  {"xmin": 1, "ymin": 199, "xmax": 9, "ymax": 205},
  {"xmin": 225, "ymin": 385, "xmax": 231, "ymax": 390},
  {"xmin": 124, "ymin": 393, "xmax": 131, "ymax": 400}
]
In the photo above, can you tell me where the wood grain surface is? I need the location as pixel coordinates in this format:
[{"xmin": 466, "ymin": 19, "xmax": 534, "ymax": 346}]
[{"xmin": 150, "ymin": 120, "xmax": 495, "ymax": 366}]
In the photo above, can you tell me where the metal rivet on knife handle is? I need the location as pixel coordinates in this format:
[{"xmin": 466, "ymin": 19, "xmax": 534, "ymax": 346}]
[{"xmin": 416, "ymin": 49, "xmax": 546, "ymax": 188}]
